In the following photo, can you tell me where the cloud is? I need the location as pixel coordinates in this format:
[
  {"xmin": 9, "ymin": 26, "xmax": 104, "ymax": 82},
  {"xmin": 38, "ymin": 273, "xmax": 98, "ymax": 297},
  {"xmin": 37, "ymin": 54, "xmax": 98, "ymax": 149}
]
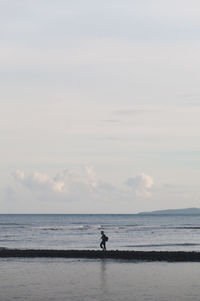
[
  {"xmin": 15, "ymin": 169, "xmax": 64, "ymax": 193},
  {"xmin": 13, "ymin": 168, "xmax": 154, "ymax": 203},
  {"xmin": 125, "ymin": 173, "xmax": 154, "ymax": 197},
  {"xmin": 14, "ymin": 167, "xmax": 97, "ymax": 201},
  {"xmin": 15, "ymin": 170, "xmax": 25, "ymax": 180}
]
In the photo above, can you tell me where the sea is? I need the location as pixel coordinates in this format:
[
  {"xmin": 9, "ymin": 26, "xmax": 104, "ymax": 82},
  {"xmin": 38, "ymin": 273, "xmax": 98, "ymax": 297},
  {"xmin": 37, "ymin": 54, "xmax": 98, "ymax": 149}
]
[
  {"xmin": 1, "ymin": 213, "xmax": 200, "ymax": 251},
  {"xmin": 1, "ymin": 214, "xmax": 200, "ymax": 300}
]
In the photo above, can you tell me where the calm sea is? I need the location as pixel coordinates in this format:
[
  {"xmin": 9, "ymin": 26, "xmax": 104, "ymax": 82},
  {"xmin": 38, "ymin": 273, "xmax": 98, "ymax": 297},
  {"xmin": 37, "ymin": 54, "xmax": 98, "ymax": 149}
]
[
  {"xmin": 1, "ymin": 258, "xmax": 200, "ymax": 301},
  {"xmin": 1, "ymin": 214, "xmax": 200, "ymax": 251}
]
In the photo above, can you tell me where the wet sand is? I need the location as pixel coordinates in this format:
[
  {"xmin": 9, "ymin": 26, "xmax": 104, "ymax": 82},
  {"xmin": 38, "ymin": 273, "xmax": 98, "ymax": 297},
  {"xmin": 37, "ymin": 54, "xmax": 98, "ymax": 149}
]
[{"xmin": 1, "ymin": 249, "xmax": 200, "ymax": 262}]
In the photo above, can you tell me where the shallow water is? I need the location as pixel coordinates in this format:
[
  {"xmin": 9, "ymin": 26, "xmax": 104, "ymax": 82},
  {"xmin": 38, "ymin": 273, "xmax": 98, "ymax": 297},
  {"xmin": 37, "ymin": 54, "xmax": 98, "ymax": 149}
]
[{"xmin": 1, "ymin": 258, "xmax": 200, "ymax": 301}]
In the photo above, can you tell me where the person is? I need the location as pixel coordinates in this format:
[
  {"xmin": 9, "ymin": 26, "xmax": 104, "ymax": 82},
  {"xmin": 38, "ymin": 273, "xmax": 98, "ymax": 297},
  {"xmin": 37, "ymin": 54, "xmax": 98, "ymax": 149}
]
[{"xmin": 100, "ymin": 231, "xmax": 107, "ymax": 250}]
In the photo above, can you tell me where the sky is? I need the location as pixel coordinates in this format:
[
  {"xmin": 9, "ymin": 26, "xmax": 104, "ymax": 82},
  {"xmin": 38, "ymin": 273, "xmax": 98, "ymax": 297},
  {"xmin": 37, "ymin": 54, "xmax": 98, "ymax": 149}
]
[{"xmin": 1, "ymin": 0, "xmax": 200, "ymax": 213}]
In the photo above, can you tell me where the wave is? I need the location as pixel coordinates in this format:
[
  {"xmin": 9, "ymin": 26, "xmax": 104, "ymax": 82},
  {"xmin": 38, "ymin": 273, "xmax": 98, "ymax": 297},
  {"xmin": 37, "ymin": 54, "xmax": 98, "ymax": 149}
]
[
  {"xmin": 3, "ymin": 222, "xmax": 200, "ymax": 233},
  {"xmin": 0, "ymin": 223, "xmax": 24, "ymax": 226},
  {"xmin": 24, "ymin": 224, "xmax": 200, "ymax": 232},
  {"xmin": 124, "ymin": 243, "xmax": 200, "ymax": 248},
  {"xmin": 174, "ymin": 227, "xmax": 200, "ymax": 229},
  {"xmin": 0, "ymin": 239, "xmax": 17, "ymax": 242},
  {"xmin": 119, "ymin": 226, "xmax": 200, "ymax": 231},
  {"xmin": 27, "ymin": 225, "xmax": 146, "ymax": 231},
  {"xmin": 27, "ymin": 225, "xmax": 103, "ymax": 231}
]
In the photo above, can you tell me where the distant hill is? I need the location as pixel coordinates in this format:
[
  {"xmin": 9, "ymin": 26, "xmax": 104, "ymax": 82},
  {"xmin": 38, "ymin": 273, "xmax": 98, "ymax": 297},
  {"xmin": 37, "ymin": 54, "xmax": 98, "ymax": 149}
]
[{"xmin": 138, "ymin": 208, "xmax": 200, "ymax": 215}]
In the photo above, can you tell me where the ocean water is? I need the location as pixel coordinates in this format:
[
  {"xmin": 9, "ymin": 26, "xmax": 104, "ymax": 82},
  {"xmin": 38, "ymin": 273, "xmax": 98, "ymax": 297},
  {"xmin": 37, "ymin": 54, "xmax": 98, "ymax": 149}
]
[
  {"xmin": 1, "ymin": 258, "xmax": 200, "ymax": 301},
  {"xmin": 1, "ymin": 214, "xmax": 200, "ymax": 251}
]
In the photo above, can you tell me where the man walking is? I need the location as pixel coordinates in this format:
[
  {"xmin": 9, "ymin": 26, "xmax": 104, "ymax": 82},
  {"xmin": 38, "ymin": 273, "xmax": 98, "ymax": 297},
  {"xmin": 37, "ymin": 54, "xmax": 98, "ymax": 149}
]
[{"xmin": 100, "ymin": 231, "xmax": 108, "ymax": 250}]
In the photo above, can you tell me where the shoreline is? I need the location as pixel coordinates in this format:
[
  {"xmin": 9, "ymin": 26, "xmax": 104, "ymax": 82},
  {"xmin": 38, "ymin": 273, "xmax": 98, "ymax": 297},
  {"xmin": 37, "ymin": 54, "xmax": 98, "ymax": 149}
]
[{"xmin": 1, "ymin": 249, "xmax": 200, "ymax": 262}]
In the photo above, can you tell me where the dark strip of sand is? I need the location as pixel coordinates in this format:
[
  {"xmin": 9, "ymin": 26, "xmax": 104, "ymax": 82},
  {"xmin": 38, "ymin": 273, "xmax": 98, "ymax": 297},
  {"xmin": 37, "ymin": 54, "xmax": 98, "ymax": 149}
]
[{"xmin": 0, "ymin": 249, "xmax": 200, "ymax": 262}]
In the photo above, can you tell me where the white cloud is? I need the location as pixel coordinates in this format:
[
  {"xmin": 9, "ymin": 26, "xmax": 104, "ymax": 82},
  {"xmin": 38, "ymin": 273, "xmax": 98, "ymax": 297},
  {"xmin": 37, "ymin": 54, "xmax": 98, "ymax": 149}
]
[
  {"xmin": 15, "ymin": 169, "xmax": 63, "ymax": 193},
  {"xmin": 15, "ymin": 169, "xmax": 25, "ymax": 180},
  {"xmin": 13, "ymin": 167, "xmax": 154, "ymax": 202},
  {"xmin": 125, "ymin": 173, "xmax": 154, "ymax": 197}
]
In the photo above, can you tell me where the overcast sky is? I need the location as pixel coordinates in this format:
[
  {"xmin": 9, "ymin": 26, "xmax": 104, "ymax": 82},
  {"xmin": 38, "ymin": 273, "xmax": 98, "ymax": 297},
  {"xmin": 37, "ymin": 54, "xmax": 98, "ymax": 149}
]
[{"xmin": 1, "ymin": 0, "xmax": 200, "ymax": 213}]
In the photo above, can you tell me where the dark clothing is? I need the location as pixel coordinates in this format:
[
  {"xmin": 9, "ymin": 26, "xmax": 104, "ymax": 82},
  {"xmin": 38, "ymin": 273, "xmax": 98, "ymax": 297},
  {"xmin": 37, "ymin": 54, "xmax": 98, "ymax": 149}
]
[{"xmin": 100, "ymin": 233, "xmax": 107, "ymax": 250}]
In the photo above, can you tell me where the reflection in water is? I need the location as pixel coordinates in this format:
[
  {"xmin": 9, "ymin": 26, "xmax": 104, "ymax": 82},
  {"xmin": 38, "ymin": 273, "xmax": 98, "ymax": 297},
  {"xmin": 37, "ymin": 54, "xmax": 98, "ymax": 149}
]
[{"xmin": 100, "ymin": 259, "xmax": 107, "ymax": 294}]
